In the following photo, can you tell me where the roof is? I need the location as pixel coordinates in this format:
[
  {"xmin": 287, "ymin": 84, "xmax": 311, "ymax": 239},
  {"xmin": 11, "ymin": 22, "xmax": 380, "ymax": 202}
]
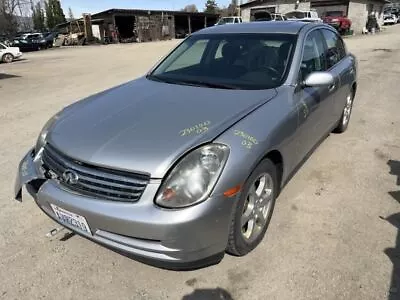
[
  {"xmin": 192, "ymin": 21, "xmax": 308, "ymax": 35},
  {"xmin": 240, "ymin": 0, "xmax": 289, "ymax": 9},
  {"xmin": 92, "ymin": 8, "xmax": 219, "ymax": 18}
]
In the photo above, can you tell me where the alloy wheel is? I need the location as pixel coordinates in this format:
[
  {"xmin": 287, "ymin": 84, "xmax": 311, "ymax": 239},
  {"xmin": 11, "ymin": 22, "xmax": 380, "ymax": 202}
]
[
  {"xmin": 241, "ymin": 173, "xmax": 274, "ymax": 243},
  {"xmin": 342, "ymin": 93, "xmax": 353, "ymax": 126}
]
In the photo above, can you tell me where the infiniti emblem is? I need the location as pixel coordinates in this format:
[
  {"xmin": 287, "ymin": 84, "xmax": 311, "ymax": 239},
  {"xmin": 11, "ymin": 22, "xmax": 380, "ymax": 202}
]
[{"xmin": 62, "ymin": 169, "xmax": 79, "ymax": 185}]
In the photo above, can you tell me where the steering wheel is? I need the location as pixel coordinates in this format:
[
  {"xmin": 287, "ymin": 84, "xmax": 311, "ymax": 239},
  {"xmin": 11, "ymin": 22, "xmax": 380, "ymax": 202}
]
[{"xmin": 254, "ymin": 66, "xmax": 281, "ymax": 78}]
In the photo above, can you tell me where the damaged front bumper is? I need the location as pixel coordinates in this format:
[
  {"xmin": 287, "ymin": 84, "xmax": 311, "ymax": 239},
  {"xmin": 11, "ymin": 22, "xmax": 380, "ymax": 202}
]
[
  {"xmin": 13, "ymin": 148, "xmax": 232, "ymax": 270},
  {"xmin": 14, "ymin": 148, "xmax": 45, "ymax": 201}
]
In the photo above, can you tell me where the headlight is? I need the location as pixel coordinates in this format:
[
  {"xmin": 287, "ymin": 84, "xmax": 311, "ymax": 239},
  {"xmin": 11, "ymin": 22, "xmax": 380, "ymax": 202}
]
[
  {"xmin": 155, "ymin": 144, "xmax": 230, "ymax": 208},
  {"xmin": 35, "ymin": 113, "xmax": 61, "ymax": 152},
  {"xmin": 40, "ymin": 39, "xmax": 46, "ymax": 43},
  {"xmin": 332, "ymin": 18, "xmax": 339, "ymax": 22}
]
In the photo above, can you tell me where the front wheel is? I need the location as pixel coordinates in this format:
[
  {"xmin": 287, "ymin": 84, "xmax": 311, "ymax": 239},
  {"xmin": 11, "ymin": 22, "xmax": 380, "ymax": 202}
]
[
  {"xmin": 226, "ymin": 158, "xmax": 278, "ymax": 256},
  {"xmin": 2, "ymin": 53, "xmax": 14, "ymax": 63},
  {"xmin": 333, "ymin": 91, "xmax": 354, "ymax": 133}
]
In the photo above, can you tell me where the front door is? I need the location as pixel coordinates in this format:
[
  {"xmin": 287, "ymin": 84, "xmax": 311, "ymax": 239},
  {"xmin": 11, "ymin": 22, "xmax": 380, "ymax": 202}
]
[{"xmin": 293, "ymin": 29, "xmax": 331, "ymax": 164}]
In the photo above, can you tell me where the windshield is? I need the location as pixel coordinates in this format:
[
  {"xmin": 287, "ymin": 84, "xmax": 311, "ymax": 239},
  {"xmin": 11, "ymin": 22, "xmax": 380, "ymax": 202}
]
[
  {"xmin": 325, "ymin": 11, "xmax": 344, "ymax": 17},
  {"xmin": 217, "ymin": 18, "xmax": 234, "ymax": 25},
  {"xmin": 148, "ymin": 33, "xmax": 297, "ymax": 90},
  {"xmin": 285, "ymin": 11, "xmax": 307, "ymax": 19}
]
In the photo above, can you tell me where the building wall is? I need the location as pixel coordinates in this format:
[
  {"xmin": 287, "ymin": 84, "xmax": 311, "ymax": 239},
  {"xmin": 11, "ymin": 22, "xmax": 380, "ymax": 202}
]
[
  {"xmin": 241, "ymin": 1, "xmax": 311, "ymax": 21},
  {"xmin": 347, "ymin": 0, "xmax": 384, "ymax": 33}
]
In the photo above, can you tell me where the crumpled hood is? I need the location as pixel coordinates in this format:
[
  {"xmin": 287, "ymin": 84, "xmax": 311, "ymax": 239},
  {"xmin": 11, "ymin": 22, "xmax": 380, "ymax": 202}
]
[{"xmin": 48, "ymin": 77, "xmax": 276, "ymax": 178}]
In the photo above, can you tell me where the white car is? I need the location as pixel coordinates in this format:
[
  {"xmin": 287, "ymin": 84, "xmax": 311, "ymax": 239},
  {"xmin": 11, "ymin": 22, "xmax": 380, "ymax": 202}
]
[
  {"xmin": 215, "ymin": 17, "xmax": 243, "ymax": 25},
  {"xmin": 383, "ymin": 14, "xmax": 397, "ymax": 25},
  {"xmin": 0, "ymin": 42, "xmax": 22, "ymax": 63},
  {"xmin": 285, "ymin": 10, "xmax": 322, "ymax": 23}
]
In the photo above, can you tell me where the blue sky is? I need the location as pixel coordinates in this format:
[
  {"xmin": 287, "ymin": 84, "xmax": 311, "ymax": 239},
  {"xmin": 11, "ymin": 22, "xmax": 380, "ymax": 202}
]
[{"xmin": 61, "ymin": 0, "xmax": 233, "ymax": 17}]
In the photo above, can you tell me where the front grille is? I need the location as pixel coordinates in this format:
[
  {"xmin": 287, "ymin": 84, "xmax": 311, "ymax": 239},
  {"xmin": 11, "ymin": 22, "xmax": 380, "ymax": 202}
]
[{"xmin": 41, "ymin": 144, "xmax": 150, "ymax": 202}]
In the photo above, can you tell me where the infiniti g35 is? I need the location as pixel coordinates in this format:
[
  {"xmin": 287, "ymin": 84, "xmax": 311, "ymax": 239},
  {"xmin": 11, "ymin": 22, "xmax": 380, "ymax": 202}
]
[{"xmin": 14, "ymin": 21, "xmax": 357, "ymax": 270}]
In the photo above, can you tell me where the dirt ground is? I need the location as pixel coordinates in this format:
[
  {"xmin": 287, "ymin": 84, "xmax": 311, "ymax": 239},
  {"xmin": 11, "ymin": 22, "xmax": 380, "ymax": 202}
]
[{"xmin": 1, "ymin": 26, "xmax": 400, "ymax": 300}]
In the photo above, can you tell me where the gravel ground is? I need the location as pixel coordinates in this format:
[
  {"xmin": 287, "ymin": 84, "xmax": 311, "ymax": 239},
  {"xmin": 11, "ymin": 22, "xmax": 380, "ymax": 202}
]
[{"xmin": 1, "ymin": 26, "xmax": 400, "ymax": 300}]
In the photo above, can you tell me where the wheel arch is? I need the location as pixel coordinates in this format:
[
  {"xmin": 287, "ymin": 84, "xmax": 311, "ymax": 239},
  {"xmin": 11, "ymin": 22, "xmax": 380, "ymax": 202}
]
[{"xmin": 261, "ymin": 149, "xmax": 284, "ymax": 191}]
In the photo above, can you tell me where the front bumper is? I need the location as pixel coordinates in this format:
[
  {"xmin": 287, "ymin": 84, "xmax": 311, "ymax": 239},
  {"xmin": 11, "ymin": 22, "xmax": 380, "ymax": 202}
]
[{"xmin": 14, "ymin": 149, "xmax": 237, "ymax": 270}]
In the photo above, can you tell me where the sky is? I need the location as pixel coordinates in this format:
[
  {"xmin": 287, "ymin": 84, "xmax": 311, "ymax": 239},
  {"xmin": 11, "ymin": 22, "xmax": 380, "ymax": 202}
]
[{"xmin": 61, "ymin": 0, "xmax": 233, "ymax": 17}]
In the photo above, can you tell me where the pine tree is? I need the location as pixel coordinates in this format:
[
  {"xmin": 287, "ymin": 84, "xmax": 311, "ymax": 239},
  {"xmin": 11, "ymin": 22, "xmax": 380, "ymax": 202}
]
[
  {"xmin": 53, "ymin": 0, "xmax": 66, "ymax": 25},
  {"xmin": 205, "ymin": 0, "xmax": 218, "ymax": 14},
  {"xmin": 45, "ymin": 0, "xmax": 66, "ymax": 29},
  {"xmin": 33, "ymin": 2, "xmax": 45, "ymax": 31},
  {"xmin": 45, "ymin": 0, "xmax": 55, "ymax": 29}
]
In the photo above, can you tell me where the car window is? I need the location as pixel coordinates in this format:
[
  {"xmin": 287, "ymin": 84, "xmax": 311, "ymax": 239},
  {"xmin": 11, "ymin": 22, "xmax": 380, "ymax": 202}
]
[
  {"xmin": 0, "ymin": 43, "xmax": 5, "ymax": 50},
  {"xmin": 300, "ymin": 30, "xmax": 326, "ymax": 80},
  {"xmin": 150, "ymin": 33, "xmax": 297, "ymax": 90},
  {"xmin": 321, "ymin": 29, "xmax": 346, "ymax": 69},
  {"xmin": 235, "ymin": 18, "xmax": 239, "ymax": 23},
  {"xmin": 164, "ymin": 39, "xmax": 208, "ymax": 72}
]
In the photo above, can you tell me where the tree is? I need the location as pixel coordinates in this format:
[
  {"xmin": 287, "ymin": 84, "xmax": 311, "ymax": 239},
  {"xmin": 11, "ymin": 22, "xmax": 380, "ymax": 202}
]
[
  {"xmin": 67, "ymin": 6, "xmax": 73, "ymax": 20},
  {"xmin": 44, "ymin": 0, "xmax": 54, "ymax": 28},
  {"xmin": 32, "ymin": 1, "xmax": 45, "ymax": 30},
  {"xmin": 0, "ymin": 0, "xmax": 19, "ymax": 35},
  {"xmin": 45, "ymin": 0, "xmax": 65, "ymax": 29},
  {"xmin": 52, "ymin": 0, "xmax": 65, "ymax": 25},
  {"xmin": 204, "ymin": 0, "xmax": 218, "ymax": 14},
  {"xmin": 182, "ymin": 4, "xmax": 198, "ymax": 13}
]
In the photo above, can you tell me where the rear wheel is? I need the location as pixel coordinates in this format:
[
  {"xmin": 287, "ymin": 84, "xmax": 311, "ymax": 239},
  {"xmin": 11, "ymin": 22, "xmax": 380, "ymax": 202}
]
[
  {"xmin": 227, "ymin": 158, "xmax": 278, "ymax": 256},
  {"xmin": 2, "ymin": 53, "xmax": 14, "ymax": 63}
]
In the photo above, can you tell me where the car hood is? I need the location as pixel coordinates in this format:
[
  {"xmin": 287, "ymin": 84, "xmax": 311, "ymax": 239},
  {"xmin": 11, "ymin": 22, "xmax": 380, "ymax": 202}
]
[{"xmin": 48, "ymin": 77, "xmax": 277, "ymax": 178}]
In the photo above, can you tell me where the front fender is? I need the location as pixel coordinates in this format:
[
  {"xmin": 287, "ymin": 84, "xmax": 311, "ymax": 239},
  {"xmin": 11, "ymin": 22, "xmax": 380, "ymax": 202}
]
[
  {"xmin": 212, "ymin": 91, "xmax": 298, "ymax": 196},
  {"xmin": 14, "ymin": 148, "xmax": 44, "ymax": 201}
]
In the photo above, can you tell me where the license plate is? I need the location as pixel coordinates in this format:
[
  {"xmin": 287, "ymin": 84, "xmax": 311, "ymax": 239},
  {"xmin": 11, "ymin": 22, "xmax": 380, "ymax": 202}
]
[{"xmin": 50, "ymin": 204, "xmax": 91, "ymax": 235}]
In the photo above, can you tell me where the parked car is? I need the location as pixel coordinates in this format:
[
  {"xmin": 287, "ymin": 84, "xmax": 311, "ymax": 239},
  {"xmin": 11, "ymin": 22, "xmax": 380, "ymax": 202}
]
[
  {"xmin": 322, "ymin": 11, "xmax": 352, "ymax": 34},
  {"xmin": 285, "ymin": 10, "xmax": 322, "ymax": 22},
  {"xmin": 37, "ymin": 32, "xmax": 58, "ymax": 48},
  {"xmin": 215, "ymin": 16, "xmax": 243, "ymax": 25},
  {"xmin": 15, "ymin": 22, "xmax": 357, "ymax": 270},
  {"xmin": 0, "ymin": 42, "xmax": 22, "ymax": 63},
  {"xmin": 383, "ymin": 14, "xmax": 397, "ymax": 25},
  {"xmin": 11, "ymin": 33, "xmax": 42, "ymax": 51}
]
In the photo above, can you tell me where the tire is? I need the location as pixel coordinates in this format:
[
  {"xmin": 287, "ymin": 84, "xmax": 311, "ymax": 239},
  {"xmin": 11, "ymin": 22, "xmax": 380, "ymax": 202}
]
[
  {"xmin": 226, "ymin": 158, "xmax": 278, "ymax": 256},
  {"xmin": 333, "ymin": 89, "xmax": 355, "ymax": 133},
  {"xmin": 2, "ymin": 53, "xmax": 14, "ymax": 63}
]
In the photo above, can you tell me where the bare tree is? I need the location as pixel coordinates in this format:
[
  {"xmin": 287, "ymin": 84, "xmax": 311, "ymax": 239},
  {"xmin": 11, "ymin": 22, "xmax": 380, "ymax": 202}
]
[
  {"xmin": 0, "ymin": 0, "xmax": 32, "ymax": 35},
  {"xmin": 182, "ymin": 4, "xmax": 198, "ymax": 13}
]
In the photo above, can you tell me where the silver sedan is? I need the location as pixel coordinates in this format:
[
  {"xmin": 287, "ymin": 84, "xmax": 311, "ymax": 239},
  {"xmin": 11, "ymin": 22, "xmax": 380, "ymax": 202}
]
[{"xmin": 14, "ymin": 21, "xmax": 357, "ymax": 270}]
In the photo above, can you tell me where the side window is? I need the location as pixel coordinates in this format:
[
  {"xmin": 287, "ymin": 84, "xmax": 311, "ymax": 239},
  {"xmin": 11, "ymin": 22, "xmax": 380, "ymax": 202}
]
[
  {"xmin": 235, "ymin": 18, "xmax": 239, "ymax": 23},
  {"xmin": 300, "ymin": 30, "xmax": 326, "ymax": 81},
  {"xmin": 0, "ymin": 44, "xmax": 5, "ymax": 50},
  {"xmin": 321, "ymin": 29, "xmax": 346, "ymax": 69}
]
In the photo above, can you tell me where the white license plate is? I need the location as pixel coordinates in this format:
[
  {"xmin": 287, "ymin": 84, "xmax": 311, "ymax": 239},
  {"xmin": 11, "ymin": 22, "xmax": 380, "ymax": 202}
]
[{"xmin": 50, "ymin": 204, "xmax": 91, "ymax": 235}]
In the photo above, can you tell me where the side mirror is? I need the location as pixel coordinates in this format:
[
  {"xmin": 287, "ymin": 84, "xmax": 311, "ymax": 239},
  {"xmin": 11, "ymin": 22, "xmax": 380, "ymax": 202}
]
[{"xmin": 303, "ymin": 71, "xmax": 334, "ymax": 88}]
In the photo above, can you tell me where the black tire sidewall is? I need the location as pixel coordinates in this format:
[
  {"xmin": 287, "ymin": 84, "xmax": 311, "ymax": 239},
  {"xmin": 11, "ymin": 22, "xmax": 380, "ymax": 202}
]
[{"xmin": 232, "ymin": 158, "xmax": 278, "ymax": 255}]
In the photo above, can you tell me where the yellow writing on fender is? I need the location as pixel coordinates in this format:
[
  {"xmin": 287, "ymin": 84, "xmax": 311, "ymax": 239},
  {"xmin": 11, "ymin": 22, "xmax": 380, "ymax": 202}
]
[
  {"xmin": 179, "ymin": 121, "xmax": 211, "ymax": 137},
  {"xmin": 233, "ymin": 130, "xmax": 259, "ymax": 149}
]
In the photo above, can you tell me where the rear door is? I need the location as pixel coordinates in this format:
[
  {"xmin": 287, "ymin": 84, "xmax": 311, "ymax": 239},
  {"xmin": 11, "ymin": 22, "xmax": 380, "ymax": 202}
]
[{"xmin": 320, "ymin": 28, "xmax": 353, "ymax": 127}]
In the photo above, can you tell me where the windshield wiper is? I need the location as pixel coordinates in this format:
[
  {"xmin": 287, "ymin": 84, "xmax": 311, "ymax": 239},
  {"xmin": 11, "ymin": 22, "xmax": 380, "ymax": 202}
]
[
  {"xmin": 147, "ymin": 75, "xmax": 240, "ymax": 90},
  {"xmin": 172, "ymin": 79, "xmax": 240, "ymax": 90}
]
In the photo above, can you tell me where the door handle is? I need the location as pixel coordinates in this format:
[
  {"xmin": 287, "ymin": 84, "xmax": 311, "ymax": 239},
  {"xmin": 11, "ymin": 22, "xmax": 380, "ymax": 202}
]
[{"xmin": 328, "ymin": 83, "xmax": 336, "ymax": 92}]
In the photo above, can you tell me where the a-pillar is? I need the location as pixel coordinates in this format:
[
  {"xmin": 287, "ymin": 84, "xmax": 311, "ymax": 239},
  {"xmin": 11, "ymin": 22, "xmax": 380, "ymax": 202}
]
[{"xmin": 188, "ymin": 15, "xmax": 192, "ymax": 34}]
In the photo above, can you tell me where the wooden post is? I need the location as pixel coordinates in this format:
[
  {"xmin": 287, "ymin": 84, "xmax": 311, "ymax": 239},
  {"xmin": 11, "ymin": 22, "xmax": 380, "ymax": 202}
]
[
  {"xmin": 188, "ymin": 15, "xmax": 192, "ymax": 34},
  {"xmin": 204, "ymin": 16, "xmax": 207, "ymax": 28}
]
